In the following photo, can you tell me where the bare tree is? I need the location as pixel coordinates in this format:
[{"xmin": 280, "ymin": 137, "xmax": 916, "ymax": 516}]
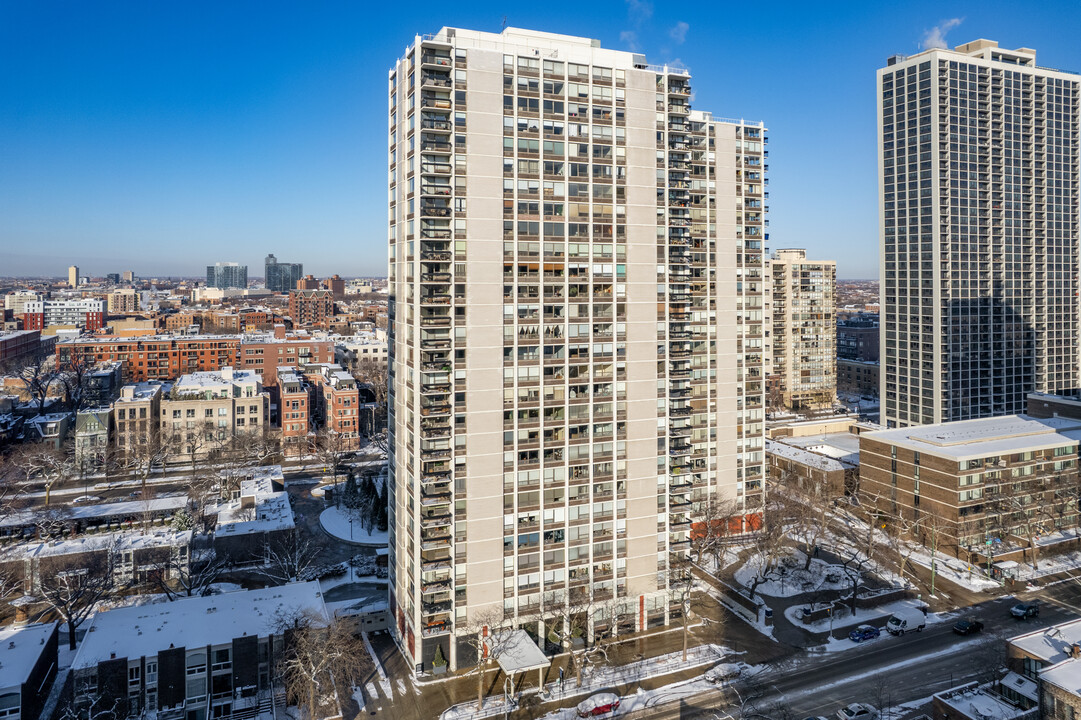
[
  {"xmin": 119, "ymin": 427, "xmax": 168, "ymax": 498},
  {"xmin": 260, "ymin": 530, "xmax": 323, "ymax": 584},
  {"xmin": 59, "ymin": 675, "xmax": 125, "ymax": 720},
  {"xmin": 459, "ymin": 607, "xmax": 514, "ymax": 712},
  {"xmin": 689, "ymin": 495, "xmax": 738, "ymax": 568},
  {"xmin": 352, "ymin": 358, "xmax": 388, "ymax": 410},
  {"xmin": 7, "ymin": 350, "xmax": 60, "ymax": 416},
  {"xmin": 17, "ymin": 445, "xmax": 75, "ymax": 505},
  {"xmin": 276, "ymin": 610, "xmax": 372, "ymax": 720},
  {"xmin": 38, "ymin": 550, "xmax": 116, "ymax": 650},
  {"xmin": 315, "ymin": 427, "xmax": 350, "ymax": 485},
  {"xmin": 56, "ymin": 351, "xmax": 94, "ymax": 412},
  {"xmin": 740, "ymin": 519, "xmax": 789, "ymax": 600},
  {"xmin": 153, "ymin": 538, "xmax": 227, "ymax": 600},
  {"xmin": 542, "ymin": 587, "xmax": 615, "ymax": 687}
]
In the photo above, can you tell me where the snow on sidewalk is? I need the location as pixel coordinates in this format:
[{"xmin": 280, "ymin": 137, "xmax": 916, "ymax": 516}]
[
  {"xmin": 439, "ymin": 644, "xmax": 727, "ymax": 720},
  {"xmin": 784, "ymin": 598, "xmax": 945, "ymax": 634}
]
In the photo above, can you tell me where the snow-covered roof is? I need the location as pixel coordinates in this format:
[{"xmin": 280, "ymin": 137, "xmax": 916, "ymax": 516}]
[
  {"xmin": 213, "ymin": 491, "xmax": 294, "ymax": 536},
  {"xmin": 1009, "ymin": 618, "xmax": 1081, "ymax": 663},
  {"xmin": 2, "ymin": 529, "xmax": 191, "ymax": 561},
  {"xmin": 863, "ymin": 415, "xmax": 1081, "ymax": 461},
  {"xmin": 1039, "ymin": 658, "xmax": 1081, "ymax": 696},
  {"xmin": 0, "ymin": 496, "xmax": 188, "ymax": 528},
  {"xmin": 492, "ymin": 629, "xmax": 550, "ymax": 674},
  {"xmin": 73, "ymin": 581, "xmax": 328, "ymax": 670},
  {"xmin": 0, "ymin": 622, "xmax": 57, "ymax": 689},
  {"xmin": 999, "ymin": 671, "xmax": 1038, "ymax": 702},
  {"xmin": 766, "ymin": 440, "xmax": 848, "ymax": 473},
  {"xmin": 933, "ymin": 685, "xmax": 1027, "ymax": 720}
]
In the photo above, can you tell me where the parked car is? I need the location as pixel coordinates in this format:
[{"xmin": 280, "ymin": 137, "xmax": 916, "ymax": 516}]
[
  {"xmin": 577, "ymin": 693, "xmax": 621, "ymax": 717},
  {"xmin": 705, "ymin": 663, "xmax": 742, "ymax": 683},
  {"xmin": 1011, "ymin": 603, "xmax": 1039, "ymax": 619},
  {"xmin": 885, "ymin": 607, "xmax": 927, "ymax": 635},
  {"xmin": 802, "ymin": 717, "xmax": 830, "ymax": 720},
  {"xmin": 953, "ymin": 618, "xmax": 984, "ymax": 635},
  {"xmin": 837, "ymin": 703, "xmax": 879, "ymax": 720},
  {"xmin": 848, "ymin": 624, "xmax": 881, "ymax": 643}
]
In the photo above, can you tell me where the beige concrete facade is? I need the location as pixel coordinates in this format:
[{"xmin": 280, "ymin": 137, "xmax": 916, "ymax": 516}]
[
  {"xmin": 765, "ymin": 248, "xmax": 836, "ymax": 412},
  {"xmin": 388, "ymin": 27, "xmax": 766, "ymax": 672}
]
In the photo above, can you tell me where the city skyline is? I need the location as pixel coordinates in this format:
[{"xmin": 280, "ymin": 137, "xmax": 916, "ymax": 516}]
[{"xmin": 4, "ymin": 1, "xmax": 1081, "ymax": 278}]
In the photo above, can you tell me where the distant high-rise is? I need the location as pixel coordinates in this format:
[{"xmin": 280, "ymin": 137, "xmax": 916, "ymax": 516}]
[
  {"xmin": 265, "ymin": 253, "xmax": 303, "ymax": 293},
  {"xmin": 878, "ymin": 40, "xmax": 1081, "ymax": 428},
  {"xmin": 122, "ymin": 271, "xmax": 136, "ymax": 283},
  {"xmin": 388, "ymin": 27, "xmax": 767, "ymax": 673},
  {"xmin": 68, "ymin": 265, "xmax": 79, "ymax": 288},
  {"xmin": 206, "ymin": 262, "xmax": 248, "ymax": 290},
  {"xmin": 766, "ymin": 249, "xmax": 837, "ymax": 412}
]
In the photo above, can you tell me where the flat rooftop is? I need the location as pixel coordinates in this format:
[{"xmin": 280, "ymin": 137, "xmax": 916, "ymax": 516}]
[
  {"xmin": 862, "ymin": 415, "xmax": 1081, "ymax": 460},
  {"xmin": 1010, "ymin": 618, "xmax": 1081, "ymax": 664},
  {"xmin": 766, "ymin": 439, "xmax": 848, "ymax": 473},
  {"xmin": 0, "ymin": 496, "xmax": 188, "ymax": 528},
  {"xmin": 0, "ymin": 622, "xmax": 57, "ymax": 688},
  {"xmin": 73, "ymin": 581, "xmax": 327, "ymax": 669},
  {"xmin": 933, "ymin": 684, "xmax": 1027, "ymax": 720}
]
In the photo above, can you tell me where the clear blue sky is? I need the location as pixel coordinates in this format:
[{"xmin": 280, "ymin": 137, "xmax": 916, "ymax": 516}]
[{"xmin": 2, "ymin": 1, "xmax": 1080, "ymax": 279}]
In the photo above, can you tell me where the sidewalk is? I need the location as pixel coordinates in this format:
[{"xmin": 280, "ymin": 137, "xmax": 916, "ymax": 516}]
[{"xmin": 439, "ymin": 644, "xmax": 725, "ymax": 720}]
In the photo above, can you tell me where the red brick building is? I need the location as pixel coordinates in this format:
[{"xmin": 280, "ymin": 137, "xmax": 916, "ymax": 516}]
[
  {"xmin": 289, "ymin": 290, "xmax": 335, "ymax": 328},
  {"xmin": 56, "ymin": 330, "xmax": 333, "ymax": 387}
]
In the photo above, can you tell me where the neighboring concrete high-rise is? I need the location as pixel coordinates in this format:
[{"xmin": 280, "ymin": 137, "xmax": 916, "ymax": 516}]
[
  {"xmin": 265, "ymin": 253, "xmax": 304, "ymax": 293},
  {"xmin": 878, "ymin": 40, "xmax": 1081, "ymax": 428},
  {"xmin": 388, "ymin": 27, "xmax": 767, "ymax": 672},
  {"xmin": 765, "ymin": 248, "xmax": 837, "ymax": 412},
  {"xmin": 206, "ymin": 262, "xmax": 248, "ymax": 290},
  {"xmin": 68, "ymin": 265, "xmax": 79, "ymax": 288}
]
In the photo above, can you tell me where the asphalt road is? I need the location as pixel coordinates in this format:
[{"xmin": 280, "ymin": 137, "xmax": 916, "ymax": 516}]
[{"xmin": 629, "ymin": 592, "xmax": 1078, "ymax": 720}]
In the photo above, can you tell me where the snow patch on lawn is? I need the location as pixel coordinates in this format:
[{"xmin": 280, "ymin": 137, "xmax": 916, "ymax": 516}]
[
  {"xmin": 733, "ymin": 549, "xmax": 848, "ymax": 597},
  {"xmin": 319, "ymin": 506, "xmax": 389, "ymax": 546}
]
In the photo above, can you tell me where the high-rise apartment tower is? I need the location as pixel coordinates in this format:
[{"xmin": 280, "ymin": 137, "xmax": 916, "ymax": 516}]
[
  {"xmin": 265, "ymin": 254, "xmax": 304, "ymax": 293},
  {"xmin": 878, "ymin": 40, "xmax": 1080, "ymax": 428},
  {"xmin": 68, "ymin": 265, "xmax": 79, "ymax": 288},
  {"xmin": 206, "ymin": 262, "xmax": 248, "ymax": 290},
  {"xmin": 388, "ymin": 27, "xmax": 767, "ymax": 672},
  {"xmin": 765, "ymin": 248, "xmax": 836, "ymax": 412}
]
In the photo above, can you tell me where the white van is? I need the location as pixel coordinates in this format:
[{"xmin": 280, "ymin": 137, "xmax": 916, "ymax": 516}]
[{"xmin": 885, "ymin": 606, "xmax": 926, "ymax": 635}]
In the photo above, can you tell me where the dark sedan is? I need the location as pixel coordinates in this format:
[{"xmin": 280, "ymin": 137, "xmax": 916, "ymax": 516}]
[
  {"xmin": 1011, "ymin": 603, "xmax": 1039, "ymax": 619},
  {"xmin": 953, "ymin": 618, "xmax": 984, "ymax": 635}
]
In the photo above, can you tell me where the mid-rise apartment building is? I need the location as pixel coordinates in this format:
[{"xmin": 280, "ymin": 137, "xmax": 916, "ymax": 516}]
[
  {"xmin": 160, "ymin": 367, "xmax": 268, "ymax": 458},
  {"xmin": 276, "ymin": 366, "xmax": 311, "ymax": 454},
  {"xmin": 878, "ymin": 40, "xmax": 1081, "ymax": 427},
  {"xmin": 22, "ymin": 299, "xmax": 105, "ymax": 331},
  {"xmin": 113, "ymin": 381, "xmax": 165, "ymax": 456},
  {"xmin": 107, "ymin": 288, "xmax": 140, "ymax": 314},
  {"xmin": 303, "ymin": 363, "xmax": 360, "ymax": 444},
  {"xmin": 388, "ymin": 27, "xmax": 767, "ymax": 671},
  {"xmin": 206, "ymin": 262, "xmax": 248, "ymax": 290},
  {"xmin": 264, "ymin": 253, "xmax": 303, "ymax": 293},
  {"xmin": 57, "ymin": 330, "xmax": 334, "ymax": 385},
  {"xmin": 4, "ymin": 290, "xmax": 42, "ymax": 316},
  {"xmin": 766, "ymin": 248, "xmax": 836, "ymax": 411},
  {"xmin": 288, "ymin": 289, "xmax": 335, "ymax": 327},
  {"xmin": 860, "ymin": 414, "xmax": 1080, "ymax": 560}
]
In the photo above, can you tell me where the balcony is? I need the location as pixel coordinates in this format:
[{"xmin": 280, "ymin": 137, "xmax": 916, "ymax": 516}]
[
  {"xmin": 420, "ymin": 513, "xmax": 452, "ymax": 529},
  {"xmin": 421, "ymin": 53, "xmax": 452, "ymax": 69}
]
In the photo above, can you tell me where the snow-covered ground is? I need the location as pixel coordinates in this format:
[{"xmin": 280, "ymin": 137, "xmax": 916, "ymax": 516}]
[
  {"xmin": 905, "ymin": 548, "xmax": 1000, "ymax": 592},
  {"xmin": 733, "ymin": 549, "xmax": 848, "ymax": 597},
  {"xmin": 319, "ymin": 506, "xmax": 389, "ymax": 546},
  {"xmin": 440, "ymin": 644, "xmax": 730, "ymax": 720},
  {"xmin": 785, "ymin": 599, "xmax": 946, "ymax": 635}
]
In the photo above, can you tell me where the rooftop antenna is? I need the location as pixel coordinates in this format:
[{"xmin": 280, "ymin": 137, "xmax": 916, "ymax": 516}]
[{"xmin": 502, "ymin": 15, "xmax": 508, "ymax": 31}]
